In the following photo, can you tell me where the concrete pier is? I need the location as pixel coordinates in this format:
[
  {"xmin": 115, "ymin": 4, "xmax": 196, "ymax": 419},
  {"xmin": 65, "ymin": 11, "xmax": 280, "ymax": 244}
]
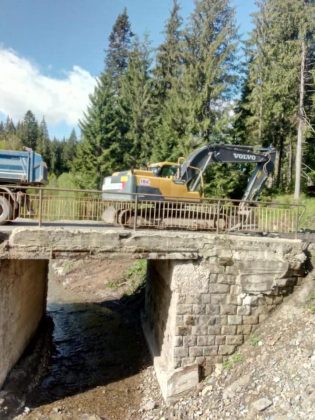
[{"xmin": 0, "ymin": 259, "xmax": 48, "ymax": 387}]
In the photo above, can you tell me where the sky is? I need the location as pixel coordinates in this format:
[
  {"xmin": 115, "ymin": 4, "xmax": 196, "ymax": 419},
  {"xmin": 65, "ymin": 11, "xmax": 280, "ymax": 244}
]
[{"xmin": 0, "ymin": 0, "xmax": 257, "ymax": 139}]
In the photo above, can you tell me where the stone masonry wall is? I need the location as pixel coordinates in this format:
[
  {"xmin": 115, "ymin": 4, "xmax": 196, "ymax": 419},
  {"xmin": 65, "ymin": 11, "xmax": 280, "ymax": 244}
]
[
  {"xmin": 144, "ymin": 237, "xmax": 306, "ymax": 394},
  {"xmin": 171, "ymin": 259, "xmax": 300, "ymax": 376}
]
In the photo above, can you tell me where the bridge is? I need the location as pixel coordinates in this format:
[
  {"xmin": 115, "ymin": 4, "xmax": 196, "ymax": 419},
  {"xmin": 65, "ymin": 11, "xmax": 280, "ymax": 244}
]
[
  {"xmin": 0, "ymin": 219, "xmax": 310, "ymax": 401},
  {"xmin": 0, "ymin": 187, "xmax": 310, "ymax": 400}
]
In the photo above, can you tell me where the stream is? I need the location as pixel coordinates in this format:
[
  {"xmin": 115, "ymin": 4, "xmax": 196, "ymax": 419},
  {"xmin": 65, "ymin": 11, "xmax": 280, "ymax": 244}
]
[{"xmin": 1, "ymin": 268, "xmax": 150, "ymax": 420}]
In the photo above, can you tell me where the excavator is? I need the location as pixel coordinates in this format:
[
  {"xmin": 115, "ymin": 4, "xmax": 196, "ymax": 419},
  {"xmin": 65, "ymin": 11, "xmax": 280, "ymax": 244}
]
[{"xmin": 101, "ymin": 144, "xmax": 276, "ymax": 229}]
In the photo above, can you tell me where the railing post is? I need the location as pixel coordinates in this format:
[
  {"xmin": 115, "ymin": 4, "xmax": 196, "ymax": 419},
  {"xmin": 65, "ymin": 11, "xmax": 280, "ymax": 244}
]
[
  {"xmin": 38, "ymin": 188, "xmax": 43, "ymax": 227},
  {"xmin": 295, "ymin": 206, "xmax": 300, "ymax": 239},
  {"xmin": 133, "ymin": 194, "xmax": 138, "ymax": 231},
  {"xmin": 216, "ymin": 199, "xmax": 221, "ymax": 234}
]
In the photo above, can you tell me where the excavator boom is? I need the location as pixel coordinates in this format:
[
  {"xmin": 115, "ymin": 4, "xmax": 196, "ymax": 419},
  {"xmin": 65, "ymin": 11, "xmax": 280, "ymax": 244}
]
[{"xmin": 179, "ymin": 144, "xmax": 275, "ymax": 197}]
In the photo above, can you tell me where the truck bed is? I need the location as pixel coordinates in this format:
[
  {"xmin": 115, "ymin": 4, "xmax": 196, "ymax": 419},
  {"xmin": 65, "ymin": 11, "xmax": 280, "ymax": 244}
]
[{"xmin": 0, "ymin": 150, "xmax": 47, "ymax": 185}]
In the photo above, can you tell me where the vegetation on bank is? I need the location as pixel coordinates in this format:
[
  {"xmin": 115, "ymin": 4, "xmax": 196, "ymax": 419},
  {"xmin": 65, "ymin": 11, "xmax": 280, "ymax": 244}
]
[
  {"xmin": 1, "ymin": 0, "xmax": 315, "ymax": 201},
  {"xmin": 270, "ymin": 194, "xmax": 315, "ymax": 230},
  {"xmin": 107, "ymin": 260, "xmax": 147, "ymax": 296}
]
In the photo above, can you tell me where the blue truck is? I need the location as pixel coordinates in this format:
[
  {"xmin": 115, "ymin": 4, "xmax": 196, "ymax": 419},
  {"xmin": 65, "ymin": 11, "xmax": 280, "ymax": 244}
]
[{"xmin": 0, "ymin": 149, "xmax": 47, "ymax": 223}]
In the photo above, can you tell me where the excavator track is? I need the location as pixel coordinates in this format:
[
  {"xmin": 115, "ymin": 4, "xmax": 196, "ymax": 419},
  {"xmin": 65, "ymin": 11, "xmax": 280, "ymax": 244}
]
[{"xmin": 104, "ymin": 202, "xmax": 236, "ymax": 231}]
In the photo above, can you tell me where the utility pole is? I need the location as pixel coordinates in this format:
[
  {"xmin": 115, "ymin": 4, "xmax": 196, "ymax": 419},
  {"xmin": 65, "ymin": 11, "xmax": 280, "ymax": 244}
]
[{"xmin": 294, "ymin": 39, "xmax": 306, "ymax": 200}]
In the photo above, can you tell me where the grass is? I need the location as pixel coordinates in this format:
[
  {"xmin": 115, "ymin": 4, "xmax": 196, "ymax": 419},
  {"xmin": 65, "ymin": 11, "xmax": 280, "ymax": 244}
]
[
  {"xmin": 100, "ymin": 260, "xmax": 147, "ymax": 294},
  {"xmin": 223, "ymin": 352, "xmax": 243, "ymax": 370},
  {"xmin": 123, "ymin": 259, "xmax": 147, "ymax": 296},
  {"xmin": 249, "ymin": 334, "xmax": 261, "ymax": 347},
  {"xmin": 308, "ymin": 305, "xmax": 315, "ymax": 314},
  {"xmin": 104, "ymin": 260, "xmax": 147, "ymax": 293},
  {"xmin": 270, "ymin": 193, "xmax": 315, "ymax": 230}
]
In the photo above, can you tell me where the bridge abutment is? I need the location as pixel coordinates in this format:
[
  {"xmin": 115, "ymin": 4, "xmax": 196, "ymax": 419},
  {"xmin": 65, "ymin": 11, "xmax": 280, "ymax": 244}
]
[
  {"xmin": 0, "ymin": 259, "xmax": 48, "ymax": 388},
  {"xmin": 143, "ymin": 239, "xmax": 306, "ymax": 401},
  {"xmin": 0, "ymin": 228, "xmax": 308, "ymax": 400}
]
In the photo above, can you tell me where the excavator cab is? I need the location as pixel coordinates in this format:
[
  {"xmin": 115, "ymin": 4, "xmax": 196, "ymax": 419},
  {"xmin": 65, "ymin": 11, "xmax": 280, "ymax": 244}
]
[{"xmin": 148, "ymin": 162, "xmax": 179, "ymax": 178}]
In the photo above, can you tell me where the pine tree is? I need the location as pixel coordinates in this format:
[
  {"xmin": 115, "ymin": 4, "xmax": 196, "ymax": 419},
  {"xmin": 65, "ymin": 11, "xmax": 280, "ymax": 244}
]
[
  {"xmin": 4, "ymin": 117, "xmax": 16, "ymax": 135},
  {"xmin": 73, "ymin": 73, "xmax": 127, "ymax": 188},
  {"xmin": 153, "ymin": 0, "xmax": 239, "ymax": 165},
  {"xmin": 37, "ymin": 117, "xmax": 50, "ymax": 166},
  {"xmin": 73, "ymin": 10, "xmax": 134, "ymax": 189},
  {"xmin": 105, "ymin": 8, "xmax": 134, "ymax": 91},
  {"xmin": 119, "ymin": 37, "xmax": 156, "ymax": 167},
  {"xmin": 49, "ymin": 138, "xmax": 62, "ymax": 175},
  {"xmin": 151, "ymin": 0, "xmax": 185, "ymax": 162},
  {"xmin": 0, "ymin": 117, "xmax": 22, "ymax": 150},
  {"xmin": 20, "ymin": 110, "xmax": 38, "ymax": 150},
  {"xmin": 182, "ymin": 0, "xmax": 238, "ymax": 145},
  {"xmin": 155, "ymin": 0, "xmax": 183, "ymax": 97},
  {"xmin": 62, "ymin": 128, "xmax": 78, "ymax": 171},
  {"xmin": 241, "ymin": 0, "xmax": 315, "ymax": 191}
]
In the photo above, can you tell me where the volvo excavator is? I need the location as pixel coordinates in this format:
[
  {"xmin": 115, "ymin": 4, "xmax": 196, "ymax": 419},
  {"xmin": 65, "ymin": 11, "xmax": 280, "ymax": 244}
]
[{"xmin": 102, "ymin": 144, "xmax": 276, "ymax": 229}]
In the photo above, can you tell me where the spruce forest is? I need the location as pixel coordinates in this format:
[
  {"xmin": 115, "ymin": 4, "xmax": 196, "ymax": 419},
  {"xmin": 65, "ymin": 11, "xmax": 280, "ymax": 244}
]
[{"xmin": 2, "ymin": 0, "xmax": 315, "ymax": 199}]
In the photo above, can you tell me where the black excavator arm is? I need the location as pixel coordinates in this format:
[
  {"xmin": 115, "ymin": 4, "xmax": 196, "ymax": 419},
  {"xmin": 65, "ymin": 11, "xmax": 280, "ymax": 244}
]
[{"xmin": 178, "ymin": 144, "xmax": 276, "ymax": 201}]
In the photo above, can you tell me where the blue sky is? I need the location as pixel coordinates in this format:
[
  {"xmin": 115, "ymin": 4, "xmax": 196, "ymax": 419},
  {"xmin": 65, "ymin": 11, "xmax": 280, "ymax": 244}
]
[{"xmin": 0, "ymin": 0, "xmax": 257, "ymax": 139}]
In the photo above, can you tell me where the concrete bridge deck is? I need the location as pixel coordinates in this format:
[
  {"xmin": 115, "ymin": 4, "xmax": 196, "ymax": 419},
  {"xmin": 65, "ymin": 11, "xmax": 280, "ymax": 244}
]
[
  {"xmin": 0, "ymin": 223, "xmax": 308, "ymax": 260},
  {"xmin": 0, "ymin": 224, "xmax": 311, "ymax": 401}
]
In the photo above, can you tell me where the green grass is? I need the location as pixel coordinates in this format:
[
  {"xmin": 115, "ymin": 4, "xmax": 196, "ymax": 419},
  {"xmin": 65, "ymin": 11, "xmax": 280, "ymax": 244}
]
[
  {"xmin": 308, "ymin": 305, "xmax": 315, "ymax": 314},
  {"xmin": 123, "ymin": 260, "xmax": 147, "ymax": 295},
  {"xmin": 270, "ymin": 194, "xmax": 315, "ymax": 230},
  {"xmin": 249, "ymin": 334, "xmax": 261, "ymax": 347},
  {"xmin": 223, "ymin": 353, "xmax": 243, "ymax": 370},
  {"xmin": 105, "ymin": 260, "xmax": 147, "ymax": 293}
]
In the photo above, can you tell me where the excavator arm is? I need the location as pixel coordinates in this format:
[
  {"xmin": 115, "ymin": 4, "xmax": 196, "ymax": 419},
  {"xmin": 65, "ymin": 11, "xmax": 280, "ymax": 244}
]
[{"xmin": 178, "ymin": 144, "xmax": 276, "ymax": 201}]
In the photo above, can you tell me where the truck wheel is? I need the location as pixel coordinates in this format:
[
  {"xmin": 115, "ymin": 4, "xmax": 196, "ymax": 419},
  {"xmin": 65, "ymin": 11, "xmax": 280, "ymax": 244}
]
[{"xmin": 0, "ymin": 196, "xmax": 12, "ymax": 224}]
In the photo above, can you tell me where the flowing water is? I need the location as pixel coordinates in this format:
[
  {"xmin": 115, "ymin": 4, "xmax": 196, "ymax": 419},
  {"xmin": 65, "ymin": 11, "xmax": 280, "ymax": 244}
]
[{"xmin": 1, "ymin": 269, "xmax": 150, "ymax": 420}]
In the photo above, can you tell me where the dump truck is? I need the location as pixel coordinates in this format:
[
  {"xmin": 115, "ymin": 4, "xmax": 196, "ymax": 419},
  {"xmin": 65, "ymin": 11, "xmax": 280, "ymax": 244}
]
[
  {"xmin": 0, "ymin": 149, "xmax": 47, "ymax": 223},
  {"xmin": 102, "ymin": 144, "xmax": 276, "ymax": 229}
]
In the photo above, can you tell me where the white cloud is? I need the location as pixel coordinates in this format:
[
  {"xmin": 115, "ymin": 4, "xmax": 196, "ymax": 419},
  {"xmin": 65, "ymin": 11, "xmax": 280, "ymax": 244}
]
[{"xmin": 0, "ymin": 48, "xmax": 97, "ymax": 126}]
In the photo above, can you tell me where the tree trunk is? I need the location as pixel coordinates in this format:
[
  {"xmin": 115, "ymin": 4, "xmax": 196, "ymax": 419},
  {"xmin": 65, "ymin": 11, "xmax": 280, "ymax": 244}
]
[{"xmin": 294, "ymin": 39, "xmax": 306, "ymax": 200}]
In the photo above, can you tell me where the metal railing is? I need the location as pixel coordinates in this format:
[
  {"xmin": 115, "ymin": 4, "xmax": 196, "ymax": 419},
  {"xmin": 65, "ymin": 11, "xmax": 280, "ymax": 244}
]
[{"xmin": 0, "ymin": 186, "xmax": 304, "ymax": 235}]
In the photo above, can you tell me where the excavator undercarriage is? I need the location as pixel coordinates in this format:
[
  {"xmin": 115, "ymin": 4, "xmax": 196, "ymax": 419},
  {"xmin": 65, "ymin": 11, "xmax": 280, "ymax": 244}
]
[{"xmin": 102, "ymin": 199, "xmax": 258, "ymax": 232}]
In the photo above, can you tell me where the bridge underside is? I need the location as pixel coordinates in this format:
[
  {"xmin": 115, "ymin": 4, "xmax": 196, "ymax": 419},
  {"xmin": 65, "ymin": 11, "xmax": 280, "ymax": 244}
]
[{"xmin": 0, "ymin": 227, "xmax": 308, "ymax": 400}]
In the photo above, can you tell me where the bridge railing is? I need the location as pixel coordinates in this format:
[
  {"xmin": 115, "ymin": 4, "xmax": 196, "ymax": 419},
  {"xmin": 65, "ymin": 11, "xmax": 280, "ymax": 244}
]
[{"xmin": 0, "ymin": 186, "xmax": 304, "ymax": 235}]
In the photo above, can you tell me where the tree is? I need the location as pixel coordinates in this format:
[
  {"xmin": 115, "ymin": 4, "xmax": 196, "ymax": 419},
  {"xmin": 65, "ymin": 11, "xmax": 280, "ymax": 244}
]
[
  {"xmin": 155, "ymin": 0, "xmax": 183, "ymax": 96},
  {"xmin": 153, "ymin": 0, "xmax": 239, "ymax": 166},
  {"xmin": 37, "ymin": 117, "xmax": 50, "ymax": 166},
  {"xmin": 182, "ymin": 0, "xmax": 238, "ymax": 145},
  {"xmin": 240, "ymin": 0, "xmax": 315, "ymax": 191},
  {"xmin": 119, "ymin": 37, "xmax": 156, "ymax": 166},
  {"xmin": 62, "ymin": 128, "xmax": 78, "ymax": 171},
  {"xmin": 73, "ymin": 73, "xmax": 127, "ymax": 188},
  {"xmin": 294, "ymin": 0, "xmax": 315, "ymax": 198},
  {"xmin": 4, "ymin": 117, "xmax": 15, "ymax": 134},
  {"xmin": 20, "ymin": 110, "xmax": 38, "ymax": 150},
  {"xmin": 0, "ymin": 117, "xmax": 22, "ymax": 150},
  {"xmin": 49, "ymin": 138, "xmax": 63, "ymax": 175},
  {"xmin": 151, "ymin": 0, "xmax": 185, "ymax": 161},
  {"xmin": 105, "ymin": 8, "xmax": 134, "ymax": 91},
  {"xmin": 73, "ymin": 10, "xmax": 135, "ymax": 189}
]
